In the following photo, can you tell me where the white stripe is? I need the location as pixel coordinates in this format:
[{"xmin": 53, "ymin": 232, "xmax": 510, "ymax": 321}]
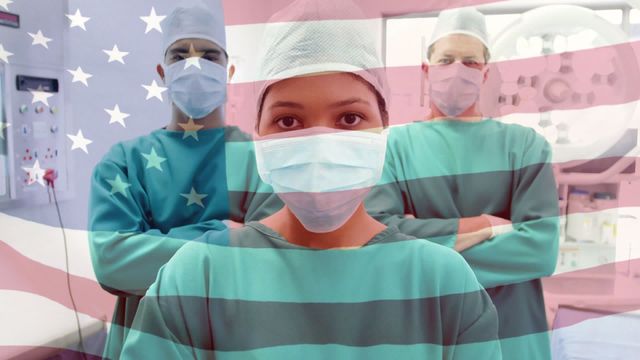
[
  {"xmin": 550, "ymin": 308, "xmax": 640, "ymax": 358},
  {"xmin": 225, "ymin": 19, "xmax": 383, "ymax": 84},
  {"xmin": 0, "ymin": 212, "xmax": 95, "ymax": 281},
  {"xmin": 0, "ymin": 290, "xmax": 104, "ymax": 353},
  {"xmin": 553, "ymin": 206, "xmax": 640, "ymax": 276},
  {"xmin": 497, "ymin": 100, "xmax": 640, "ymax": 164}
]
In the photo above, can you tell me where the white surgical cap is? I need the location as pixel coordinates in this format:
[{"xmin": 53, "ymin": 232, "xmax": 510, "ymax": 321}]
[
  {"xmin": 162, "ymin": 0, "xmax": 227, "ymax": 55},
  {"xmin": 428, "ymin": 7, "xmax": 489, "ymax": 49},
  {"xmin": 256, "ymin": 0, "xmax": 388, "ymax": 112}
]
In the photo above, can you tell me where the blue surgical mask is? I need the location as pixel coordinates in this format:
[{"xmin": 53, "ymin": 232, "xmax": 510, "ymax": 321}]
[
  {"xmin": 163, "ymin": 58, "xmax": 227, "ymax": 119},
  {"xmin": 254, "ymin": 127, "xmax": 388, "ymax": 233}
]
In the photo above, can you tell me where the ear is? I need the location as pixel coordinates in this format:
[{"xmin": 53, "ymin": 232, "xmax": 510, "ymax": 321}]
[
  {"xmin": 228, "ymin": 64, "xmax": 236, "ymax": 82},
  {"xmin": 156, "ymin": 64, "xmax": 165, "ymax": 82},
  {"xmin": 422, "ymin": 62, "xmax": 430, "ymax": 78},
  {"xmin": 482, "ymin": 66, "xmax": 490, "ymax": 83}
]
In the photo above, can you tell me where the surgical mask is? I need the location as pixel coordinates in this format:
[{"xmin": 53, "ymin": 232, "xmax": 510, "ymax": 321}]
[
  {"xmin": 255, "ymin": 127, "xmax": 388, "ymax": 233},
  {"xmin": 429, "ymin": 62, "xmax": 484, "ymax": 117},
  {"xmin": 163, "ymin": 58, "xmax": 227, "ymax": 119}
]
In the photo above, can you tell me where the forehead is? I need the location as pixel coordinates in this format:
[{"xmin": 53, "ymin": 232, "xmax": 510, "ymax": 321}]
[
  {"xmin": 167, "ymin": 38, "xmax": 222, "ymax": 52},
  {"xmin": 431, "ymin": 34, "xmax": 485, "ymax": 58},
  {"xmin": 263, "ymin": 72, "xmax": 377, "ymax": 104}
]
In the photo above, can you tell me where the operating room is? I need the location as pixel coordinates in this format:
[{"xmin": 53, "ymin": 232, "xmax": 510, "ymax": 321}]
[{"xmin": 1, "ymin": 0, "xmax": 640, "ymax": 359}]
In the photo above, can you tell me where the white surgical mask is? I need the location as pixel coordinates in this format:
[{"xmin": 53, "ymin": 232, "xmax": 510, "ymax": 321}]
[
  {"xmin": 164, "ymin": 58, "xmax": 227, "ymax": 119},
  {"xmin": 429, "ymin": 62, "xmax": 484, "ymax": 117},
  {"xmin": 255, "ymin": 127, "xmax": 388, "ymax": 233}
]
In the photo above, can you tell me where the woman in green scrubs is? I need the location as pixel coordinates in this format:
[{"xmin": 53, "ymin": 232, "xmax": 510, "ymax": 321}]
[{"xmin": 120, "ymin": 1, "xmax": 501, "ymax": 359}]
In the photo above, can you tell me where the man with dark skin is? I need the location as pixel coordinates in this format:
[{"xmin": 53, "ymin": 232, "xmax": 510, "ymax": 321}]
[{"xmin": 88, "ymin": 1, "xmax": 280, "ymax": 358}]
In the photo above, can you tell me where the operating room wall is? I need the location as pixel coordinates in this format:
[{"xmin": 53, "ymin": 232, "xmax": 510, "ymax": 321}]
[
  {"xmin": 3, "ymin": 0, "xmax": 173, "ymax": 227},
  {"xmin": 2, "ymin": 0, "xmax": 72, "ymax": 225},
  {"xmin": 3, "ymin": 0, "xmax": 261, "ymax": 229}
]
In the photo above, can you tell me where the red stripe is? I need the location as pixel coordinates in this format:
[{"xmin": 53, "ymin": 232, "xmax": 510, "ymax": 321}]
[
  {"xmin": 221, "ymin": 0, "xmax": 506, "ymax": 26},
  {"xmin": 544, "ymin": 257, "xmax": 640, "ymax": 329},
  {"xmin": 0, "ymin": 346, "xmax": 102, "ymax": 359},
  {"xmin": 0, "ymin": 241, "xmax": 116, "ymax": 324},
  {"xmin": 226, "ymin": 40, "xmax": 640, "ymax": 134}
]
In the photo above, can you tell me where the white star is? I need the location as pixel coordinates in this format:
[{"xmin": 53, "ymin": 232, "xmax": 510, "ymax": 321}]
[
  {"xmin": 142, "ymin": 80, "xmax": 167, "ymax": 101},
  {"xmin": 105, "ymin": 105, "xmax": 130, "ymax": 128},
  {"xmin": 184, "ymin": 57, "xmax": 202, "ymax": 70},
  {"xmin": 66, "ymin": 9, "xmax": 90, "ymax": 31},
  {"xmin": 0, "ymin": 0, "xmax": 13, "ymax": 11},
  {"xmin": 180, "ymin": 187, "xmax": 208, "ymax": 208},
  {"xmin": 22, "ymin": 160, "xmax": 46, "ymax": 187},
  {"xmin": 107, "ymin": 175, "xmax": 132, "ymax": 198},
  {"xmin": 67, "ymin": 129, "xmax": 92, "ymax": 154},
  {"xmin": 28, "ymin": 30, "xmax": 53, "ymax": 49},
  {"xmin": 140, "ymin": 7, "xmax": 166, "ymax": 34},
  {"xmin": 0, "ymin": 44, "xmax": 13, "ymax": 63},
  {"xmin": 103, "ymin": 45, "xmax": 129, "ymax": 64},
  {"xmin": 67, "ymin": 67, "xmax": 93, "ymax": 87},
  {"xmin": 30, "ymin": 89, "xmax": 54, "ymax": 106}
]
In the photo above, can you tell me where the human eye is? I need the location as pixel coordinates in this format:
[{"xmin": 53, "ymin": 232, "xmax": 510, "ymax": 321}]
[
  {"xmin": 171, "ymin": 54, "xmax": 186, "ymax": 62},
  {"xmin": 337, "ymin": 113, "xmax": 364, "ymax": 128},
  {"xmin": 274, "ymin": 116, "xmax": 303, "ymax": 130},
  {"xmin": 463, "ymin": 59, "xmax": 481, "ymax": 68},
  {"xmin": 438, "ymin": 58, "xmax": 453, "ymax": 65},
  {"xmin": 202, "ymin": 52, "xmax": 221, "ymax": 63}
]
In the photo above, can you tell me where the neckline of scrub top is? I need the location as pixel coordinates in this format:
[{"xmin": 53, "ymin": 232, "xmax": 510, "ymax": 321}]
[
  {"xmin": 428, "ymin": 117, "xmax": 493, "ymax": 126},
  {"xmin": 155, "ymin": 125, "xmax": 227, "ymax": 138},
  {"xmin": 245, "ymin": 221, "xmax": 402, "ymax": 250}
]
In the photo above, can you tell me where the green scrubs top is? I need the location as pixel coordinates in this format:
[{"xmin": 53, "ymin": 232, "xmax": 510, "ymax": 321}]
[
  {"xmin": 366, "ymin": 119, "xmax": 560, "ymax": 360},
  {"xmin": 88, "ymin": 126, "xmax": 283, "ymax": 359},
  {"xmin": 121, "ymin": 222, "xmax": 502, "ymax": 359}
]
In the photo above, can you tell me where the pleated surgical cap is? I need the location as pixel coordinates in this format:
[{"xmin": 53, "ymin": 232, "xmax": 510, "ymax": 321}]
[
  {"xmin": 162, "ymin": 0, "xmax": 227, "ymax": 55},
  {"xmin": 428, "ymin": 7, "xmax": 489, "ymax": 49},
  {"xmin": 256, "ymin": 0, "xmax": 389, "ymax": 113}
]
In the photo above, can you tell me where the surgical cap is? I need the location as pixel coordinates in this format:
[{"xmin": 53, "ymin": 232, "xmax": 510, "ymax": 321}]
[
  {"xmin": 256, "ymin": 0, "xmax": 389, "ymax": 112},
  {"xmin": 162, "ymin": 0, "xmax": 227, "ymax": 55},
  {"xmin": 428, "ymin": 7, "xmax": 489, "ymax": 49}
]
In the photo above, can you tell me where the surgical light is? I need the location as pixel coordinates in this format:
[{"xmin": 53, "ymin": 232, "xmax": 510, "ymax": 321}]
[{"xmin": 491, "ymin": 5, "xmax": 638, "ymax": 163}]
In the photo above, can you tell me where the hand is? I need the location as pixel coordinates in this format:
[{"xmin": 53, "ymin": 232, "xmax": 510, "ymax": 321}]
[
  {"xmin": 481, "ymin": 214, "xmax": 513, "ymax": 238},
  {"xmin": 222, "ymin": 219, "xmax": 244, "ymax": 229},
  {"xmin": 455, "ymin": 216, "xmax": 493, "ymax": 252}
]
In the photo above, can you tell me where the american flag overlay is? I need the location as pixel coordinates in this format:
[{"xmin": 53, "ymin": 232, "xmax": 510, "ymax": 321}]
[{"xmin": 1, "ymin": 0, "xmax": 640, "ymax": 359}]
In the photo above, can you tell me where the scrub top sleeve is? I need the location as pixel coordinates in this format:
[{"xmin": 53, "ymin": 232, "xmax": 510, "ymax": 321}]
[
  {"xmin": 451, "ymin": 256, "xmax": 502, "ymax": 360},
  {"xmin": 366, "ymin": 145, "xmax": 458, "ymax": 247},
  {"xmin": 120, "ymin": 243, "xmax": 214, "ymax": 359},
  {"xmin": 88, "ymin": 144, "xmax": 227, "ymax": 296},
  {"xmin": 461, "ymin": 135, "xmax": 560, "ymax": 288}
]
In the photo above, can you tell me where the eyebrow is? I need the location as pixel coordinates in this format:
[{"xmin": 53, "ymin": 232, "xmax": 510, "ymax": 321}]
[
  {"xmin": 169, "ymin": 48, "xmax": 222, "ymax": 56},
  {"xmin": 440, "ymin": 54, "xmax": 481, "ymax": 60},
  {"xmin": 268, "ymin": 98, "xmax": 371, "ymax": 110},
  {"xmin": 329, "ymin": 98, "xmax": 371, "ymax": 108},
  {"xmin": 268, "ymin": 101, "xmax": 305, "ymax": 110}
]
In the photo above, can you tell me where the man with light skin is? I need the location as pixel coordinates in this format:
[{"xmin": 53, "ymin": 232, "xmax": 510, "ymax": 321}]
[
  {"xmin": 367, "ymin": 8, "xmax": 559, "ymax": 360},
  {"xmin": 88, "ymin": 1, "xmax": 280, "ymax": 358},
  {"xmin": 424, "ymin": 26, "xmax": 513, "ymax": 250}
]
